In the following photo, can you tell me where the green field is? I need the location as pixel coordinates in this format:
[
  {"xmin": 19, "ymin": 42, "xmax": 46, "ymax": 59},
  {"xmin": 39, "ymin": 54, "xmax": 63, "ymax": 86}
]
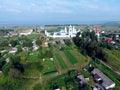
[
  {"xmin": 64, "ymin": 50, "xmax": 78, "ymax": 64},
  {"xmin": 55, "ymin": 54, "xmax": 67, "ymax": 69},
  {"xmin": 26, "ymin": 34, "xmax": 39, "ymax": 40},
  {"xmin": 27, "ymin": 55, "xmax": 39, "ymax": 62},
  {"xmin": 104, "ymin": 49, "xmax": 120, "ymax": 72},
  {"xmin": 41, "ymin": 59, "xmax": 57, "ymax": 73}
]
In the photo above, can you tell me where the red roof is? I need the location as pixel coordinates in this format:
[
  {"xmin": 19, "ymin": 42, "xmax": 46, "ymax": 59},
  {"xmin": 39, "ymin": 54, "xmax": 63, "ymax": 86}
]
[{"xmin": 106, "ymin": 39, "xmax": 113, "ymax": 43}]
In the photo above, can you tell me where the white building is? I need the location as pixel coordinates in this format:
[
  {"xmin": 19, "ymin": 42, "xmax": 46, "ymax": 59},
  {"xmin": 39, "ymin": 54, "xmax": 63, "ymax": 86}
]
[
  {"xmin": 91, "ymin": 68, "xmax": 115, "ymax": 90},
  {"xmin": 45, "ymin": 25, "xmax": 80, "ymax": 38},
  {"xmin": 19, "ymin": 29, "xmax": 33, "ymax": 36}
]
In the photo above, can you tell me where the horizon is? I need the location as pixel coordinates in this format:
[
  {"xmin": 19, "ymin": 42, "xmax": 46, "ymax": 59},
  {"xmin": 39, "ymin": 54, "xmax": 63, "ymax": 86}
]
[{"xmin": 1, "ymin": 20, "xmax": 120, "ymax": 27}]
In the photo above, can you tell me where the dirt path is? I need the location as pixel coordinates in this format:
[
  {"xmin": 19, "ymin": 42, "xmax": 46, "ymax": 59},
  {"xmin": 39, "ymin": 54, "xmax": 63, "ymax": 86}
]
[{"xmin": 96, "ymin": 58, "xmax": 120, "ymax": 76}]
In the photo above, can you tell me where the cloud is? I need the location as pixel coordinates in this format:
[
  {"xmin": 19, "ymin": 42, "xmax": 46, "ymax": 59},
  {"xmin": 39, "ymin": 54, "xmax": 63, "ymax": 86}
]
[
  {"xmin": 0, "ymin": 0, "xmax": 119, "ymax": 14},
  {"xmin": 6, "ymin": 8, "xmax": 22, "ymax": 13}
]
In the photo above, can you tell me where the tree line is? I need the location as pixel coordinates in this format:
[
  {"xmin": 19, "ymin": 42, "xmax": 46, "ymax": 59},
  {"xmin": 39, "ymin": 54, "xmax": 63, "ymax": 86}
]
[{"xmin": 73, "ymin": 31, "xmax": 112, "ymax": 62}]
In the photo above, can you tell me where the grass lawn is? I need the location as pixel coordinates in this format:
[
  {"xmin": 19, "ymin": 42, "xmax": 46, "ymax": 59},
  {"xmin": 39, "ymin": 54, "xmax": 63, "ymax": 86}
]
[
  {"xmin": 27, "ymin": 55, "xmax": 40, "ymax": 62},
  {"xmin": 41, "ymin": 59, "xmax": 57, "ymax": 74},
  {"xmin": 26, "ymin": 34, "xmax": 39, "ymax": 40},
  {"xmin": 64, "ymin": 50, "xmax": 78, "ymax": 64},
  {"xmin": 70, "ymin": 50, "xmax": 89, "ymax": 63},
  {"xmin": 104, "ymin": 49, "xmax": 120, "ymax": 72},
  {"xmin": 55, "ymin": 54, "xmax": 67, "ymax": 69},
  {"xmin": 20, "ymin": 79, "xmax": 38, "ymax": 90}
]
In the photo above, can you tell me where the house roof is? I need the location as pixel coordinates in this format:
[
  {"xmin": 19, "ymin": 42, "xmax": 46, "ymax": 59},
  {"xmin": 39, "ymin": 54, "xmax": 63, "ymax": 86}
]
[
  {"xmin": 77, "ymin": 74, "xmax": 87, "ymax": 85},
  {"xmin": 91, "ymin": 68, "xmax": 115, "ymax": 88},
  {"xmin": 94, "ymin": 74, "xmax": 101, "ymax": 80}
]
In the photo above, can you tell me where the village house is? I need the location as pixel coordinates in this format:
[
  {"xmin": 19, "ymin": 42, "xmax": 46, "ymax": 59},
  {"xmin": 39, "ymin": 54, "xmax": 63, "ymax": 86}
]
[
  {"xmin": 77, "ymin": 73, "xmax": 87, "ymax": 87},
  {"xmin": 106, "ymin": 38, "xmax": 115, "ymax": 44},
  {"xmin": 0, "ymin": 50, "xmax": 7, "ymax": 53},
  {"xmin": 8, "ymin": 31, "xmax": 18, "ymax": 37},
  {"xmin": 60, "ymin": 40, "xmax": 65, "ymax": 45},
  {"xmin": 54, "ymin": 88, "xmax": 60, "ymax": 90},
  {"xmin": 33, "ymin": 45, "xmax": 39, "ymax": 51},
  {"xmin": 43, "ymin": 42, "xmax": 48, "ymax": 47},
  {"xmin": 9, "ymin": 47, "xmax": 18, "ymax": 54},
  {"xmin": 5, "ymin": 58, "xmax": 11, "ymax": 63},
  {"xmin": 91, "ymin": 68, "xmax": 115, "ymax": 90},
  {"xmin": 22, "ymin": 47, "xmax": 30, "ymax": 52},
  {"xmin": 19, "ymin": 29, "xmax": 33, "ymax": 36},
  {"xmin": 32, "ymin": 40, "xmax": 39, "ymax": 51}
]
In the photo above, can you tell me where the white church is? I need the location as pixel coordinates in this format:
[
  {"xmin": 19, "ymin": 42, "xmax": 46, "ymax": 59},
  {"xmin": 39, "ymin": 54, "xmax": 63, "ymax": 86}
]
[{"xmin": 45, "ymin": 25, "xmax": 80, "ymax": 38}]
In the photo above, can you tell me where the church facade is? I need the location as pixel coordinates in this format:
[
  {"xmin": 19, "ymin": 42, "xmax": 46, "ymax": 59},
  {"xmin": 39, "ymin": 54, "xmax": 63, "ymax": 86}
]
[{"xmin": 45, "ymin": 25, "xmax": 80, "ymax": 38}]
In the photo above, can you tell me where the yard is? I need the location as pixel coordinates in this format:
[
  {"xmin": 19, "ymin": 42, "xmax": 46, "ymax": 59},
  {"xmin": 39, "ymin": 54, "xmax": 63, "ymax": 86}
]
[{"xmin": 41, "ymin": 59, "xmax": 57, "ymax": 75}]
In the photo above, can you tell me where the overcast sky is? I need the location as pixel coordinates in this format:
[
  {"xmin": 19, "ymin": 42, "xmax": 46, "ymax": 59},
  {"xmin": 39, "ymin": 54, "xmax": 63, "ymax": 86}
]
[{"xmin": 0, "ymin": 0, "xmax": 120, "ymax": 26}]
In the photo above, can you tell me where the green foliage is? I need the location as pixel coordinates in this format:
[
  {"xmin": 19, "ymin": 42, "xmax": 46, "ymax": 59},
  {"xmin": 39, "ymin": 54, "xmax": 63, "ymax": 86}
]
[
  {"xmin": 2, "ymin": 63, "xmax": 12, "ymax": 75},
  {"xmin": 16, "ymin": 45, "xmax": 22, "ymax": 53},
  {"xmin": 27, "ymin": 54, "xmax": 39, "ymax": 62},
  {"xmin": 68, "ymin": 70, "xmax": 78, "ymax": 79},
  {"xmin": 66, "ymin": 81, "xmax": 74, "ymax": 90},
  {"xmin": 90, "ymin": 60, "xmax": 120, "ymax": 89},
  {"xmin": 23, "ymin": 41, "xmax": 32, "ymax": 47},
  {"xmin": 0, "ymin": 58, "xmax": 6, "ymax": 70},
  {"xmin": 0, "ymin": 40, "xmax": 9, "ymax": 47},
  {"xmin": 55, "ymin": 54, "xmax": 67, "ymax": 69},
  {"xmin": 38, "ymin": 47, "xmax": 47, "ymax": 59},
  {"xmin": 104, "ymin": 49, "xmax": 120, "ymax": 71},
  {"xmin": 73, "ymin": 31, "xmax": 108, "ymax": 62},
  {"xmin": 48, "ymin": 70, "xmax": 88, "ymax": 90},
  {"xmin": 2, "ymin": 56, "xmax": 24, "ymax": 76},
  {"xmin": 64, "ymin": 50, "xmax": 78, "ymax": 64},
  {"xmin": 64, "ymin": 39, "xmax": 72, "ymax": 46},
  {"xmin": 36, "ymin": 39, "xmax": 42, "ymax": 46},
  {"xmin": 20, "ymin": 51, "xmax": 28, "ymax": 64},
  {"xmin": 38, "ymin": 47, "xmax": 53, "ymax": 59},
  {"xmin": 41, "ymin": 59, "xmax": 56, "ymax": 74},
  {"xmin": 22, "ymin": 38, "xmax": 32, "ymax": 47},
  {"xmin": 0, "ymin": 75, "xmax": 32, "ymax": 90},
  {"xmin": 33, "ymin": 83, "xmax": 42, "ymax": 90},
  {"xmin": 45, "ymin": 50, "xmax": 53, "ymax": 58},
  {"xmin": 9, "ymin": 68, "xmax": 22, "ymax": 79},
  {"xmin": 10, "ymin": 40, "xmax": 19, "ymax": 47}
]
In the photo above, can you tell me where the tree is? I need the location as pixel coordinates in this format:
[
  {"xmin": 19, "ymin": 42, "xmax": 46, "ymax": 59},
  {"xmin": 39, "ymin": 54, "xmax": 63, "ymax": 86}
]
[
  {"xmin": 10, "ymin": 40, "xmax": 18, "ymax": 47},
  {"xmin": 22, "ymin": 39, "xmax": 32, "ymax": 47},
  {"xmin": 13, "ymin": 62, "xmax": 24, "ymax": 73},
  {"xmin": 66, "ymin": 81, "xmax": 74, "ymax": 90},
  {"xmin": 20, "ymin": 52, "xmax": 28, "ymax": 64},
  {"xmin": 36, "ymin": 39, "xmax": 42, "ymax": 46},
  {"xmin": 2, "ymin": 56, "xmax": 24, "ymax": 76},
  {"xmin": 9, "ymin": 68, "xmax": 22, "ymax": 79},
  {"xmin": 46, "ymin": 50, "xmax": 53, "ymax": 58},
  {"xmin": 0, "ymin": 59, "xmax": 6, "ymax": 70},
  {"xmin": 64, "ymin": 39, "xmax": 72, "ymax": 46},
  {"xmin": 68, "ymin": 70, "xmax": 77, "ymax": 79},
  {"xmin": 0, "ymin": 40, "xmax": 9, "ymax": 47},
  {"xmin": 2, "ymin": 62, "xmax": 13, "ymax": 76}
]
